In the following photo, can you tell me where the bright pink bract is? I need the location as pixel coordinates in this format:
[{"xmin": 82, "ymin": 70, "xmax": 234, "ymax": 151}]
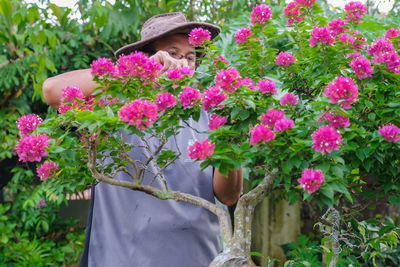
[
  {"xmin": 250, "ymin": 4, "xmax": 272, "ymax": 25},
  {"xmin": 319, "ymin": 112, "xmax": 350, "ymax": 128},
  {"xmin": 250, "ymin": 124, "xmax": 276, "ymax": 145},
  {"xmin": 17, "ymin": 114, "xmax": 43, "ymax": 136},
  {"xmin": 275, "ymin": 51, "xmax": 297, "ymax": 66},
  {"xmin": 274, "ymin": 118, "xmax": 295, "ymax": 132},
  {"xmin": 187, "ymin": 139, "xmax": 215, "ymax": 160},
  {"xmin": 90, "ymin": 57, "xmax": 116, "ymax": 77},
  {"xmin": 215, "ymin": 67, "xmax": 242, "ymax": 93},
  {"xmin": 188, "ymin": 28, "xmax": 211, "ymax": 46},
  {"xmin": 260, "ymin": 108, "xmax": 285, "ymax": 128},
  {"xmin": 118, "ymin": 99, "xmax": 158, "ymax": 130},
  {"xmin": 208, "ymin": 114, "xmax": 227, "ymax": 130},
  {"xmin": 37, "ymin": 161, "xmax": 59, "ymax": 181},
  {"xmin": 116, "ymin": 51, "xmax": 162, "ymax": 81},
  {"xmin": 16, "ymin": 134, "xmax": 50, "ymax": 162},
  {"xmin": 295, "ymin": 0, "xmax": 316, "ymax": 7},
  {"xmin": 280, "ymin": 93, "xmax": 298, "ymax": 106},
  {"xmin": 179, "ymin": 87, "xmax": 202, "ymax": 109},
  {"xmin": 328, "ymin": 18, "xmax": 347, "ymax": 37},
  {"xmin": 349, "ymin": 56, "xmax": 374, "ymax": 80},
  {"xmin": 312, "ymin": 126, "xmax": 342, "ymax": 154},
  {"xmin": 235, "ymin": 27, "xmax": 253, "ymax": 44},
  {"xmin": 155, "ymin": 92, "xmax": 177, "ymax": 111},
  {"xmin": 324, "ymin": 76, "xmax": 359, "ymax": 109},
  {"xmin": 202, "ymin": 86, "xmax": 227, "ymax": 111},
  {"xmin": 258, "ymin": 79, "xmax": 276, "ymax": 95},
  {"xmin": 284, "ymin": 2, "xmax": 304, "ymax": 26},
  {"xmin": 379, "ymin": 124, "xmax": 400, "ymax": 142},
  {"xmin": 309, "ymin": 26, "xmax": 335, "ymax": 47},
  {"xmin": 297, "ymin": 168, "xmax": 325, "ymax": 194},
  {"xmin": 345, "ymin": 1, "xmax": 367, "ymax": 23}
]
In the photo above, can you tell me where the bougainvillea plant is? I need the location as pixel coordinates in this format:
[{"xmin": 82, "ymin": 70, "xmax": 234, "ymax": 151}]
[{"xmin": 15, "ymin": 1, "xmax": 400, "ymax": 266}]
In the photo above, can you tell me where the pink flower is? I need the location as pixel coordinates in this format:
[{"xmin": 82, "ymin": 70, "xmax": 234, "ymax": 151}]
[
  {"xmin": 241, "ymin": 77, "xmax": 255, "ymax": 91},
  {"xmin": 312, "ymin": 126, "xmax": 342, "ymax": 154},
  {"xmin": 16, "ymin": 134, "xmax": 50, "ymax": 162},
  {"xmin": 61, "ymin": 86, "xmax": 84, "ymax": 103},
  {"xmin": 350, "ymin": 30, "xmax": 366, "ymax": 50},
  {"xmin": 382, "ymin": 51, "xmax": 400, "ymax": 73},
  {"xmin": 187, "ymin": 139, "xmax": 215, "ymax": 160},
  {"xmin": 297, "ymin": 168, "xmax": 325, "ymax": 194},
  {"xmin": 90, "ymin": 57, "xmax": 116, "ymax": 77},
  {"xmin": 324, "ymin": 76, "xmax": 359, "ymax": 109},
  {"xmin": 379, "ymin": 124, "xmax": 400, "ymax": 142},
  {"xmin": 155, "ymin": 92, "xmax": 176, "ymax": 111},
  {"xmin": 188, "ymin": 27, "xmax": 211, "ymax": 46},
  {"xmin": 202, "ymin": 86, "xmax": 227, "ymax": 111},
  {"xmin": 250, "ymin": 4, "xmax": 272, "ymax": 25},
  {"xmin": 284, "ymin": 2, "xmax": 304, "ymax": 26},
  {"xmin": 349, "ymin": 56, "xmax": 374, "ymax": 80},
  {"xmin": 166, "ymin": 66, "xmax": 194, "ymax": 80},
  {"xmin": 367, "ymin": 37, "xmax": 394, "ymax": 63},
  {"xmin": 179, "ymin": 87, "xmax": 201, "ymax": 109},
  {"xmin": 116, "ymin": 51, "xmax": 162, "ymax": 81},
  {"xmin": 250, "ymin": 124, "xmax": 276, "ymax": 145},
  {"xmin": 258, "ymin": 79, "xmax": 276, "ymax": 95},
  {"xmin": 235, "ymin": 27, "xmax": 253, "ymax": 44},
  {"xmin": 274, "ymin": 118, "xmax": 294, "ymax": 132},
  {"xmin": 208, "ymin": 114, "xmax": 227, "ymax": 130},
  {"xmin": 17, "ymin": 114, "xmax": 43, "ymax": 136},
  {"xmin": 319, "ymin": 112, "xmax": 350, "ymax": 128},
  {"xmin": 328, "ymin": 18, "xmax": 347, "ymax": 37},
  {"xmin": 385, "ymin": 28, "xmax": 400, "ymax": 39},
  {"xmin": 295, "ymin": 0, "xmax": 317, "ymax": 7},
  {"xmin": 118, "ymin": 99, "xmax": 158, "ymax": 130},
  {"xmin": 345, "ymin": 1, "xmax": 367, "ymax": 23},
  {"xmin": 213, "ymin": 55, "xmax": 229, "ymax": 66},
  {"xmin": 215, "ymin": 67, "xmax": 242, "ymax": 93},
  {"xmin": 345, "ymin": 52, "xmax": 361, "ymax": 59},
  {"xmin": 37, "ymin": 161, "xmax": 59, "ymax": 181},
  {"xmin": 280, "ymin": 93, "xmax": 299, "ymax": 106},
  {"xmin": 260, "ymin": 108, "xmax": 285, "ymax": 128},
  {"xmin": 275, "ymin": 51, "xmax": 297, "ymax": 66},
  {"xmin": 309, "ymin": 26, "xmax": 335, "ymax": 47}
]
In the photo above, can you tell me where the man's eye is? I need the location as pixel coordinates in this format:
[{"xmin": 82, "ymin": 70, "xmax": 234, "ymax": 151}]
[
  {"xmin": 168, "ymin": 51, "xmax": 177, "ymax": 56},
  {"xmin": 186, "ymin": 56, "xmax": 195, "ymax": 62}
]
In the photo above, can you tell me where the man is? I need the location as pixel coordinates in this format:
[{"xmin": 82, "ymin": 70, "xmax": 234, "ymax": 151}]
[{"xmin": 43, "ymin": 12, "xmax": 242, "ymax": 267}]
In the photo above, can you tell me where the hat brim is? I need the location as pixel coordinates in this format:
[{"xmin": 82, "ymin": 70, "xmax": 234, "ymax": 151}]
[{"xmin": 114, "ymin": 22, "xmax": 220, "ymax": 58}]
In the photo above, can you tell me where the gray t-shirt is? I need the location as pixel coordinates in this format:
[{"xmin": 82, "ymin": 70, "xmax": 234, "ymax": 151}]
[{"xmin": 87, "ymin": 112, "xmax": 222, "ymax": 267}]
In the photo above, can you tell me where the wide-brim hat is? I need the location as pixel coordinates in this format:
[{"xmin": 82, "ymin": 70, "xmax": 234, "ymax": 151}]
[{"xmin": 115, "ymin": 12, "xmax": 221, "ymax": 58}]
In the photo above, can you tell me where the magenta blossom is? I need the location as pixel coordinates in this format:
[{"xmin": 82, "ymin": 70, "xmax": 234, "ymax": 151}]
[
  {"xmin": 202, "ymin": 86, "xmax": 227, "ymax": 111},
  {"xmin": 90, "ymin": 57, "xmax": 116, "ymax": 77},
  {"xmin": 167, "ymin": 66, "xmax": 194, "ymax": 80},
  {"xmin": 215, "ymin": 67, "xmax": 242, "ymax": 93},
  {"xmin": 37, "ymin": 161, "xmax": 59, "ymax": 181},
  {"xmin": 208, "ymin": 114, "xmax": 228, "ymax": 130},
  {"xmin": 17, "ymin": 114, "xmax": 43, "ymax": 136},
  {"xmin": 61, "ymin": 86, "xmax": 84, "ymax": 103},
  {"xmin": 155, "ymin": 92, "xmax": 176, "ymax": 111},
  {"xmin": 319, "ymin": 112, "xmax": 350, "ymax": 128},
  {"xmin": 345, "ymin": 1, "xmax": 367, "ymax": 23},
  {"xmin": 274, "ymin": 118, "xmax": 295, "ymax": 132},
  {"xmin": 297, "ymin": 169, "xmax": 325, "ymax": 194},
  {"xmin": 328, "ymin": 18, "xmax": 347, "ymax": 37},
  {"xmin": 349, "ymin": 56, "xmax": 374, "ymax": 80},
  {"xmin": 250, "ymin": 124, "xmax": 276, "ymax": 146},
  {"xmin": 312, "ymin": 126, "xmax": 342, "ymax": 154},
  {"xmin": 275, "ymin": 51, "xmax": 297, "ymax": 66},
  {"xmin": 324, "ymin": 76, "xmax": 359, "ymax": 109},
  {"xmin": 295, "ymin": 0, "xmax": 317, "ymax": 7},
  {"xmin": 213, "ymin": 55, "xmax": 229, "ymax": 66},
  {"xmin": 351, "ymin": 30, "xmax": 366, "ymax": 50},
  {"xmin": 382, "ymin": 51, "xmax": 400, "ymax": 73},
  {"xmin": 367, "ymin": 37, "xmax": 394, "ymax": 63},
  {"xmin": 379, "ymin": 124, "xmax": 400, "ymax": 142},
  {"xmin": 309, "ymin": 26, "xmax": 335, "ymax": 47},
  {"xmin": 235, "ymin": 27, "xmax": 253, "ymax": 44},
  {"xmin": 118, "ymin": 99, "xmax": 158, "ymax": 130},
  {"xmin": 260, "ymin": 108, "xmax": 285, "ymax": 128},
  {"xmin": 258, "ymin": 79, "xmax": 276, "ymax": 95},
  {"xmin": 188, "ymin": 27, "xmax": 211, "ymax": 46},
  {"xmin": 241, "ymin": 77, "xmax": 256, "ymax": 91},
  {"xmin": 250, "ymin": 4, "xmax": 272, "ymax": 25},
  {"xmin": 187, "ymin": 139, "xmax": 215, "ymax": 160},
  {"xmin": 179, "ymin": 87, "xmax": 202, "ymax": 109},
  {"xmin": 284, "ymin": 2, "xmax": 304, "ymax": 26},
  {"xmin": 116, "ymin": 51, "xmax": 162, "ymax": 81},
  {"xmin": 346, "ymin": 52, "xmax": 361, "ymax": 59},
  {"xmin": 280, "ymin": 93, "xmax": 299, "ymax": 106},
  {"xmin": 16, "ymin": 134, "xmax": 50, "ymax": 162},
  {"xmin": 385, "ymin": 28, "xmax": 400, "ymax": 40}
]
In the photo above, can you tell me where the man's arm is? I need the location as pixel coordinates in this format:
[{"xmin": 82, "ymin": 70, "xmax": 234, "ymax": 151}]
[{"xmin": 213, "ymin": 168, "xmax": 243, "ymax": 206}]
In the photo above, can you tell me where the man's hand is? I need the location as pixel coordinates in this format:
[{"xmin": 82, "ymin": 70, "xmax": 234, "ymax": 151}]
[{"xmin": 150, "ymin": 51, "xmax": 190, "ymax": 74}]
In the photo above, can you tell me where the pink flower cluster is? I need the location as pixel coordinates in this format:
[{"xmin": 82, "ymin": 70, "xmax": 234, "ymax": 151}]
[
  {"xmin": 90, "ymin": 57, "xmax": 116, "ymax": 77},
  {"xmin": 250, "ymin": 4, "xmax": 272, "ymax": 25},
  {"xmin": 258, "ymin": 79, "xmax": 276, "ymax": 95},
  {"xmin": 202, "ymin": 86, "xmax": 227, "ymax": 111},
  {"xmin": 280, "ymin": 93, "xmax": 299, "ymax": 106},
  {"xmin": 328, "ymin": 18, "xmax": 347, "ymax": 37},
  {"xmin": 118, "ymin": 99, "xmax": 158, "ymax": 130},
  {"xmin": 349, "ymin": 56, "xmax": 374, "ymax": 80},
  {"xmin": 312, "ymin": 125, "xmax": 342, "ymax": 154},
  {"xmin": 324, "ymin": 76, "xmax": 359, "ymax": 109},
  {"xmin": 179, "ymin": 87, "xmax": 202, "ymax": 109},
  {"xmin": 385, "ymin": 28, "xmax": 400, "ymax": 39},
  {"xmin": 379, "ymin": 124, "xmax": 400, "ymax": 142},
  {"xmin": 61, "ymin": 86, "xmax": 84, "ymax": 103},
  {"xmin": 274, "ymin": 118, "xmax": 295, "ymax": 132},
  {"xmin": 250, "ymin": 124, "xmax": 276, "ymax": 145},
  {"xmin": 275, "ymin": 51, "xmax": 297, "ymax": 66},
  {"xmin": 215, "ymin": 67, "xmax": 242, "ymax": 93},
  {"xmin": 309, "ymin": 26, "xmax": 335, "ymax": 47},
  {"xmin": 284, "ymin": 2, "xmax": 304, "ymax": 26},
  {"xmin": 382, "ymin": 51, "xmax": 400, "ymax": 73},
  {"xmin": 166, "ymin": 66, "xmax": 194, "ymax": 80},
  {"xmin": 241, "ymin": 77, "xmax": 255, "ymax": 91},
  {"xmin": 37, "ymin": 161, "xmax": 59, "ymax": 181},
  {"xmin": 16, "ymin": 134, "xmax": 50, "ymax": 162},
  {"xmin": 188, "ymin": 28, "xmax": 211, "ymax": 46},
  {"xmin": 155, "ymin": 92, "xmax": 176, "ymax": 111},
  {"xmin": 367, "ymin": 37, "xmax": 394, "ymax": 63},
  {"xmin": 345, "ymin": 1, "xmax": 367, "ymax": 23},
  {"xmin": 17, "ymin": 114, "xmax": 43, "ymax": 136},
  {"xmin": 213, "ymin": 55, "xmax": 229, "ymax": 67},
  {"xmin": 338, "ymin": 31, "xmax": 366, "ymax": 50},
  {"xmin": 297, "ymin": 168, "xmax": 325, "ymax": 194},
  {"xmin": 208, "ymin": 114, "xmax": 227, "ymax": 130},
  {"xmin": 235, "ymin": 27, "xmax": 253, "ymax": 44},
  {"xmin": 319, "ymin": 112, "xmax": 350, "ymax": 128},
  {"xmin": 116, "ymin": 51, "xmax": 162, "ymax": 81},
  {"xmin": 295, "ymin": 0, "xmax": 317, "ymax": 7},
  {"xmin": 260, "ymin": 108, "xmax": 285, "ymax": 128},
  {"xmin": 187, "ymin": 139, "xmax": 215, "ymax": 160}
]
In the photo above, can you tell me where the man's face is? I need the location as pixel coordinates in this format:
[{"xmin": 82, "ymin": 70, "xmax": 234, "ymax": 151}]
[{"xmin": 153, "ymin": 34, "xmax": 196, "ymax": 70}]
